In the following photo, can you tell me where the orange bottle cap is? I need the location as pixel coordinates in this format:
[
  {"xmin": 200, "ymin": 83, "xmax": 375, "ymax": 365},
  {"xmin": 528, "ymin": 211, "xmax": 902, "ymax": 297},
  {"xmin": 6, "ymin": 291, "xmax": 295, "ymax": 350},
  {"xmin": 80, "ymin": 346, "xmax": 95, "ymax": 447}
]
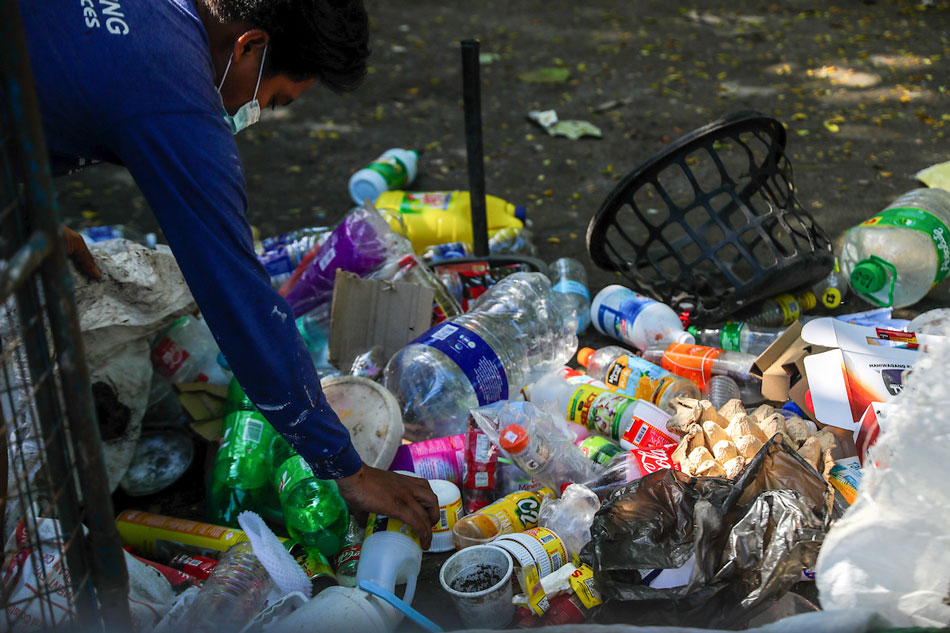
[
  {"xmin": 576, "ymin": 347, "xmax": 595, "ymax": 367},
  {"xmin": 499, "ymin": 424, "xmax": 529, "ymax": 454}
]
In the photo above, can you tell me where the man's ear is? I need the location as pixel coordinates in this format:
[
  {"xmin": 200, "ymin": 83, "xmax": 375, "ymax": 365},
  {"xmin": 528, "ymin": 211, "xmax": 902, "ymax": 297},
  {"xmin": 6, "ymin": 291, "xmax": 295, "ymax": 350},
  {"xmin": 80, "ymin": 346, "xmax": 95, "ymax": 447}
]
[{"xmin": 232, "ymin": 28, "xmax": 269, "ymax": 62}]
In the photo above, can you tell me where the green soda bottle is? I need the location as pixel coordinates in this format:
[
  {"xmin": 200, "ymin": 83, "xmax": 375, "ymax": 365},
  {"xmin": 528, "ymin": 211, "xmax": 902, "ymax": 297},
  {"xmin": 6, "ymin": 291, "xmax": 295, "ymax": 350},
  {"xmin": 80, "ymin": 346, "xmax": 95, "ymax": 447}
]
[
  {"xmin": 225, "ymin": 376, "xmax": 257, "ymax": 413},
  {"xmin": 207, "ymin": 409, "xmax": 281, "ymax": 526},
  {"xmin": 274, "ymin": 453, "xmax": 349, "ymax": 558}
]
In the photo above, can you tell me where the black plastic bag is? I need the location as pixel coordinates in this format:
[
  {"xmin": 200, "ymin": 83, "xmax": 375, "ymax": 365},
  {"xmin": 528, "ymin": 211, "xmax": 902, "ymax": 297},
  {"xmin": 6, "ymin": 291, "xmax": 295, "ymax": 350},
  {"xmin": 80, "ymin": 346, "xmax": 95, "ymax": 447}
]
[{"xmin": 580, "ymin": 434, "xmax": 834, "ymax": 629}]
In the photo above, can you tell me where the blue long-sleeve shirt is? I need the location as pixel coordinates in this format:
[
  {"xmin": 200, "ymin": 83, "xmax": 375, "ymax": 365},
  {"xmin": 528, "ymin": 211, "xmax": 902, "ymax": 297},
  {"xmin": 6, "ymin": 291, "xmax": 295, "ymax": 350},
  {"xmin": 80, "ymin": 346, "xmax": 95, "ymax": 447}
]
[{"xmin": 19, "ymin": 0, "xmax": 362, "ymax": 478}]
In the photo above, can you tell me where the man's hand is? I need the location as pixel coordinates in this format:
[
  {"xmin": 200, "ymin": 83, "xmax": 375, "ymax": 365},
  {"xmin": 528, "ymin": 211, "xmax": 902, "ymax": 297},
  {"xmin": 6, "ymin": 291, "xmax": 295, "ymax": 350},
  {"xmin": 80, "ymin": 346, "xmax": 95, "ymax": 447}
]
[
  {"xmin": 62, "ymin": 226, "xmax": 101, "ymax": 280},
  {"xmin": 336, "ymin": 465, "xmax": 440, "ymax": 549}
]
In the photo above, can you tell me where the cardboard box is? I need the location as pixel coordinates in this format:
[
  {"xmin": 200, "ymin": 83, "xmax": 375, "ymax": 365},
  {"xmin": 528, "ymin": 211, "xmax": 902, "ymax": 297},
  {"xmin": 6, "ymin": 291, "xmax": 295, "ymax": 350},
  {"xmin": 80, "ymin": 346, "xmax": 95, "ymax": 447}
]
[
  {"xmin": 328, "ymin": 269, "xmax": 434, "ymax": 371},
  {"xmin": 800, "ymin": 318, "xmax": 933, "ymax": 433},
  {"xmin": 751, "ymin": 320, "xmax": 828, "ymax": 418}
]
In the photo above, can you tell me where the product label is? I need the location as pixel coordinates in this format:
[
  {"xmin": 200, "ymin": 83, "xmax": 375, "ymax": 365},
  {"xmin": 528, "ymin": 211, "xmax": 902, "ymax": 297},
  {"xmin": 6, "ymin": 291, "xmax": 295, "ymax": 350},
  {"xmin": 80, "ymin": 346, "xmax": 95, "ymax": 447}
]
[
  {"xmin": 861, "ymin": 206, "xmax": 950, "ymax": 286},
  {"xmin": 632, "ymin": 444, "xmax": 680, "ymax": 475},
  {"xmin": 414, "ymin": 322, "xmax": 508, "ymax": 405},
  {"xmin": 620, "ymin": 417, "xmax": 676, "ymax": 450},
  {"xmin": 367, "ymin": 154, "xmax": 409, "ymax": 188},
  {"xmin": 476, "ymin": 489, "xmax": 553, "ymax": 534},
  {"xmin": 553, "ymin": 280, "xmax": 591, "ymax": 301},
  {"xmin": 773, "ymin": 294, "xmax": 801, "ymax": 326},
  {"xmin": 719, "ymin": 322, "xmax": 744, "ymax": 352},
  {"xmin": 398, "ymin": 191, "xmax": 453, "ymax": 214},
  {"xmin": 576, "ymin": 436, "xmax": 624, "ymax": 465},
  {"xmin": 604, "ymin": 354, "xmax": 675, "ymax": 401},
  {"xmin": 332, "ymin": 544, "xmax": 362, "ymax": 571},
  {"xmin": 275, "ymin": 456, "xmax": 314, "ymax": 498},
  {"xmin": 151, "ymin": 336, "xmax": 189, "ymax": 377},
  {"xmin": 569, "ymin": 565, "xmax": 604, "ymax": 609},
  {"xmin": 366, "ymin": 513, "xmax": 421, "ymax": 547},
  {"xmin": 288, "ymin": 543, "xmax": 336, "ymax": 581},
  {"xmin": 526, "ymin": 528, "xmax": 568, "ymax": 572},
  {"xmin": 434, "ymin": 496, "xmax": 463, "ymax": 534},
  {"xmin": 259, "ymin": 247, "xmax": 295, "ymax": 276},
  {"xmin": 517, "ymin": 564, "xmax": 549, "ymax": 616},
  {"xmin": 85, "ymin": 226, "xmax": 122, "ymax": 241},
  {"xmin": 828, "ymin": 456, "xmax": 862, "ymax": 505},
  {"xmin": 660, "ymin": 343, "xmax": 723, "ymax": 389},
  {"xmin": 595, "ymin": 289, "xmax": 656, "ymax": 344},
  {"xmin": 565, "ymin": 385, "xmax": 634, "ymax": 440},
  {"xmin": 407, "ymin": 434, "xmax": 465, "ymax": 483}
]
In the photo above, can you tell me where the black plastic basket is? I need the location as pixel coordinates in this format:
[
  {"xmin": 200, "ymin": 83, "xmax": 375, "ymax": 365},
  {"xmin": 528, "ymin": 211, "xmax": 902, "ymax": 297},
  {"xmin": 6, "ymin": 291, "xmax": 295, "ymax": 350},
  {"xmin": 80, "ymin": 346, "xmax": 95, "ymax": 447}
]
[{"xmin": 586, "ymin": 111, "xmax": 834, "ymax": 325}]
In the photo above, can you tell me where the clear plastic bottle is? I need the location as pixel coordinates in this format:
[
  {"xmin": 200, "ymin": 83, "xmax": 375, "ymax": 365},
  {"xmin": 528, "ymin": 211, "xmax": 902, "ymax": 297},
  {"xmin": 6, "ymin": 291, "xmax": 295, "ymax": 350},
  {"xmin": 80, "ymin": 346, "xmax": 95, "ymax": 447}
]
[
  {"xmin": 488, "ymin": 227, "xmax": 538, "ymax": 256},
  {"xmin": 702, "ymin": 375, "xmax": 743, "ymax": 410},
  {"xmin": 177, "ymin": 541, "xmax": 274, "ymax": 633},
  {"xmin": 150, "ymin": 315, "xmax": 229, "ymax": 385},
  {"xmin": 576, "ymin": 345, "xmax": 700, "ymax": 413},
  {"xmin": 379, "ymin": 254, "xmax": 462, "ymax": 323},
  {"xmin": 258, "ymin": 227, "xmax": 331, "ymax": 289},
  {"xmin": 550, "ymin": 258, "xmax": 591, "ymax": 334},
  {"xmin": 295, "ymin": 306, "xmax": 341, "ymax": 378},
  {"xmin": 688, "ymin": 322, "xmax": 784, "ymax": 356},
  {"xmin": 347, "ymin": 345, "xmax": 386, "ymax": 380},
  {"xmin": 332, "ymin": 516, "xmax": 364, "ymax": 588},
  {"xmin": 498, "ymin": 423, "xmax": 591, "ymax": 491},
  {"xmin": 811, "ymin": 256, "xmax": 849, "ymax": 310},
  {"xmin": 589, "ymin": 285, "xmax": 693, "ymax": 351},
  {"xmin": 841, "ymin": 188, "xmax": 950, "ymax": 308},
  {"xmin": 527, "ymin": 371, "xmax": 677, "ymax": 448},
  {"xmin": 744, "ymin": 292, "xmax": 817, "ymax": 327},
  {"xmin": 383, "ymin": 273, "xmax": 578, "ymax": 439},
  {"xmin": 422, "ymin": 241, "xmax": 473, "ymax": 263},
  {"xmin": 641, "ymin": 343, "xmax": 762, "ymax": 404}
]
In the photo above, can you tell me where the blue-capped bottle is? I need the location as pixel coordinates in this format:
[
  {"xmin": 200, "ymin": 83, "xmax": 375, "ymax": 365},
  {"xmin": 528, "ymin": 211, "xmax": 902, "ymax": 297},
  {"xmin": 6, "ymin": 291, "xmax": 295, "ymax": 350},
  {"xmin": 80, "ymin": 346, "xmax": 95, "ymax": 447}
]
[{"xmin": 589, "ymin": 285, "xmax": 693, "ymax": 351}]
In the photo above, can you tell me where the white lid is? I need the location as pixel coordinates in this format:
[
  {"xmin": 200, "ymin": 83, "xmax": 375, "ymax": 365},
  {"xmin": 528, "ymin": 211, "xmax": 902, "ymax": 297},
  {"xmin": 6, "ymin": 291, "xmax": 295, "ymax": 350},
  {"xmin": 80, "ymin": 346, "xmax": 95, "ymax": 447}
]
[
  {"xmin": 496, "ymin": 533, "xmax": 551, "ymax": 577},
  {"xmin": 427, "ymin": 530, "xmax": 455, "ymax": 553},
  {"xmin": 348, "ymin": 168, "xmax": 388, "ymax": 205}
]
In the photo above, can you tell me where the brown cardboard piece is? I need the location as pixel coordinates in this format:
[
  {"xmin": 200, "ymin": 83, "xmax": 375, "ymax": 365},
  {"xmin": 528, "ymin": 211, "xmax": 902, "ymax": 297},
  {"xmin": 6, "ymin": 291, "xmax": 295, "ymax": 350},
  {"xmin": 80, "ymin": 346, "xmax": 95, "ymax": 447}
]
[
  {"xmin": 750, "ymin": 320, "xmax": 830, "ymax": 421},
  {"xmin": 328, "ymin": 269, "xmax": 434, "ymax": 372},
  {"xmin": 175, "ymin": 382, "xmax": 228, "ymax": 441}
]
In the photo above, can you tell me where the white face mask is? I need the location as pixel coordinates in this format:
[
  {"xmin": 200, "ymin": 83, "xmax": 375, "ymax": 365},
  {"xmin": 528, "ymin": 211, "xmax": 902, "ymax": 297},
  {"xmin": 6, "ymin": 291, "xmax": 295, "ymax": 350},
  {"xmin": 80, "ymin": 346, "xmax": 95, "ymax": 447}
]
[{"xmin": 217, "ymin": 44, "xmax": 267, "ymax": 135}]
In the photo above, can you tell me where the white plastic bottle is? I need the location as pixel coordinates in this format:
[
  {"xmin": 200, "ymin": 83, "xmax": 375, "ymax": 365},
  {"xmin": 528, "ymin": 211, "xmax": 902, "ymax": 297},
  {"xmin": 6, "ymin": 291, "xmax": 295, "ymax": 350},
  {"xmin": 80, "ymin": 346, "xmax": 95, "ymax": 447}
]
[
  {"xmin": 576, "ymin": 345, "xmax": 700, "ymax": 413},
  {"xmin": 641, "ymin": 343, "xmax": 762, "ymax": 404},
  {"xmin": 527, "ymin": 371, "xmax": 676, "ymax": 449},
  {"xmin": 383, "ymin": 273, "xmax": 578, "ymax": 439},
  {"xmin": 689, "ymin": 322, "xmax": 785, "ymax": 356},
  {"xmin": 550, "ymin": 257, "xmax": 591, "ymax": 334},
  {"xmin": 150, "ymin": 315, "xmax": 229, "ymax": 385},
  {"xmin": 590, "ymin": 285, "xmax": 693, "ymax": 350},
  {"xmin": 348, "ymin": 148, "xmax": 420, "ymax": 205},
  {"xmin": 841, "ymin": 188, "xmax": 950, "ymax": 308}
]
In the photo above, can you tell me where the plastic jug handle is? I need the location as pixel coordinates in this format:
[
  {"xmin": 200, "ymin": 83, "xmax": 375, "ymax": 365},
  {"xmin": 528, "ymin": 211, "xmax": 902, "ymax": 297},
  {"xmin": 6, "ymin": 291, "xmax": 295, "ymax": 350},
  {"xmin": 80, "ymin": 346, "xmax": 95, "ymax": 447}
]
[{"xmin": 357, "ymin": 580, "xmax": 442, "ymax": 633}]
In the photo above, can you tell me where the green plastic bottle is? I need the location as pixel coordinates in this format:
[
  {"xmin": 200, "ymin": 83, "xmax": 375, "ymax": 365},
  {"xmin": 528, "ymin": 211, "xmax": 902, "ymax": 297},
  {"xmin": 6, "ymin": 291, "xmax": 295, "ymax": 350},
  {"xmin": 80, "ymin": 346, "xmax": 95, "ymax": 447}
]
[
  {"xmin": 274, "ymin": 452, "xmax": 349, "ymax": 558},
  {"xmin": 206, "ymin": 379, "xmax": 282, "ymax": 526}
]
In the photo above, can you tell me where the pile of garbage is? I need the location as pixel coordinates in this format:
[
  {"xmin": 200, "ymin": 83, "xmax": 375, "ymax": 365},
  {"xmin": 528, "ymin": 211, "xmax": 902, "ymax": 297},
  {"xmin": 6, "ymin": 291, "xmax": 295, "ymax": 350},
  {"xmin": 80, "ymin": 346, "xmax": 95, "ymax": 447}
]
[{"xmin": 5, "ymin": 145, "xmax": 950, "ymax": 633}]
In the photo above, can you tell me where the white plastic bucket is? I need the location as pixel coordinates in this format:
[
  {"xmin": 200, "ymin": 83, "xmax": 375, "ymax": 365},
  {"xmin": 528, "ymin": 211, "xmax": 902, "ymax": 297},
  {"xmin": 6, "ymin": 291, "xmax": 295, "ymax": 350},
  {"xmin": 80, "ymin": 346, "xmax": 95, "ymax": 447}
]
[
  {"xmin": 439, "ymin": 545, "xmax": 514, "ymax": 629},
  {"xmin": 270, "ymin": 586, "xmax": 398, "ymax": 633},
  {"xmin": 321, "ymin": 376, "xmax": 404, "ymax": 469}
]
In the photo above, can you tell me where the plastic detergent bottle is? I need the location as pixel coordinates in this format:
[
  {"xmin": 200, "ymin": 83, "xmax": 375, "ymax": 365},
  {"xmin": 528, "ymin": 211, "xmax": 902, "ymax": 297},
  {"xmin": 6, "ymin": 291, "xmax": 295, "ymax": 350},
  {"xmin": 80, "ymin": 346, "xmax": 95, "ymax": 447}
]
[
  {"xmin": 576, "ymin": 345, "xmax": 700, "ymax": 414},
  {"xmin": 355, "ymin": 513, "xmax": 423, "ymax": 626},
  {"xmin": 589, "ymin": 285, "xmax": 693, "ymax": 351},
  {"xmin": 375, "ymin": 190, "xmax": 526, "ymax": 252},
  {"xmin": 348, "ymin": 149, "xmax": 419, "ymax": 205},
  {"xmin": 841, "ymin": 188, "xmax": 950, "ymax": 308}
]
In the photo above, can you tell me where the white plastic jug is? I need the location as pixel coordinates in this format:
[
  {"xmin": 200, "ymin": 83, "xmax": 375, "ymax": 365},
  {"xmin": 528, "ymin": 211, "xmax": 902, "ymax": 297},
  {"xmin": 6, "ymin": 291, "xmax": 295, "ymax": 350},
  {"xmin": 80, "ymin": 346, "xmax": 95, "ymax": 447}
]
[
  {"xmin": 355, "ymin": 514, "xmax": 422, "ymax": 618},
  {"xmin": 270, "ymin": 586, "xmax": 400, "ymax": 633}
]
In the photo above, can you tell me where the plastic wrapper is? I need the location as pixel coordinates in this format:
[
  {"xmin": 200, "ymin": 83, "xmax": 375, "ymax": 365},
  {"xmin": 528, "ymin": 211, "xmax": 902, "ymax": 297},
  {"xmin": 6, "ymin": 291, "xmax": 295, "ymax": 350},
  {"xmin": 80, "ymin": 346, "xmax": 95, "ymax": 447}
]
[
  {"xmin": 471, "ymin": 401, "xmax": 602, "ymax": 494},
  {"xmin": 462, "ymin": 417, "xmax": 499, "ymax": 512},
  {"xmin": 580, "ymin": 435, "xmax": 835, "ymax": 629},
  {"xmin": 538, "ymin": 484, "xmax": 601, "ymax": 557},
  {"xmin": 582, "ymin": 444, "xmax": 679, "ymax": 500},
  {"xmin": 284, "ymin": 206, "xmax": 411, "ymax": 317}
]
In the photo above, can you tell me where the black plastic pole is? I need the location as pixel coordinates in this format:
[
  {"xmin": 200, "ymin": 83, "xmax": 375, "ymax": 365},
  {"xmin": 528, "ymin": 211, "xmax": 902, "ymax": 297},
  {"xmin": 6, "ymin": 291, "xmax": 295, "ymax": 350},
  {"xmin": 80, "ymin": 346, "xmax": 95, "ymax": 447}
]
[{"xmin": 460, "ymin": 39, "xmax": 490, "ymax": 258}]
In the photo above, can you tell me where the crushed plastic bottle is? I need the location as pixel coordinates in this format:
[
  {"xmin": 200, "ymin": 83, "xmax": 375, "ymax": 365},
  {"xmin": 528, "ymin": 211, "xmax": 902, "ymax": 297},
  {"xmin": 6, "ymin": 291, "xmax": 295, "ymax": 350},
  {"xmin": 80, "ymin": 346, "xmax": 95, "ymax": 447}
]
[
  {"xmin": 174, "ymin": 541, "xmax": 273, "ymax": 633},
  {"xmin": 688, "ymin": 322, "xmax": 785, "ymax": 356},
  {"xmin": 744, "ymin": 292, "xmax": 817, "ymax": 328},
  {"xmin": 590, "ymin": 285, "xmax": 694, "ymax": 350},
  {"xmin": 576, "ymin": 345, "xmax": 700, "ymax": 413},
  {"xmin": 348, "ymin": 345, "xmax": 386, "ymax": 381},
  {"xmin": 702, "ymin": 375, "xmax": 743, "ymax": 410},
  {"xmin": 841, "ymin": 188, "xmax": 950, "ymax": 308},
  {"xmin": 150, "ymin": 315, "xmax": 229, "ymax": 385},
  {"xmin": 383, "ymin": 272, "xmax": 579, "ymax": 439},
  {"xmin": 550, "ymin": 257, "xmax": 591, "ymax": 334}
]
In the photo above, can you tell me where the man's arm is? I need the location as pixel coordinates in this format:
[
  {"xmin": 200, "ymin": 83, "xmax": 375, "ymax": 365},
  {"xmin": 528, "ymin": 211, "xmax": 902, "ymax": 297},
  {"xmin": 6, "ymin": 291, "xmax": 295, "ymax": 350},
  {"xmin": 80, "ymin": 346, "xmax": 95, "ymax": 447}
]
[{"xmin": 109, "ymin": 112, "xmax": 438, "ymax": 543}]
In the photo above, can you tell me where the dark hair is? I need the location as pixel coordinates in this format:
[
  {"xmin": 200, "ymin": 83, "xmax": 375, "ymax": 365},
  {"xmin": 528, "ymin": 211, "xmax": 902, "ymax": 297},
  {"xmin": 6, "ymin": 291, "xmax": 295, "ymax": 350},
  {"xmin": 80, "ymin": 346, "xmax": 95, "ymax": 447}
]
[{"xmin": 208, "ymin": 0, "xmax": 370, "ymax": 92}]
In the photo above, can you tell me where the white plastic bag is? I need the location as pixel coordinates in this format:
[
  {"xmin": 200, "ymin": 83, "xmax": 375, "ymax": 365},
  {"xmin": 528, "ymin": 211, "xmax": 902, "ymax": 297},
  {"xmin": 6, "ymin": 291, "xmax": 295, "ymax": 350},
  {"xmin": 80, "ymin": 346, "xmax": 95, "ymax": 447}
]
[{"xmin": 816, "ymin": 335, "xmax": 950, "ymax": 627}]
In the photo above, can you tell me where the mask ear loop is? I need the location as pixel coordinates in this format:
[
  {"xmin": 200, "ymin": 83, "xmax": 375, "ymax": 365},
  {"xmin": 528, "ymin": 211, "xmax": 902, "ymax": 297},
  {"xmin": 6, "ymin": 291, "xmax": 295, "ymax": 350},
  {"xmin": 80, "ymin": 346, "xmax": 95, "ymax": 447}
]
[
  {"xmin": 216, "ymin": 51, "xmax": 234, "ymax": 93},
  {"xmin": 252, "ymin": 44, "xmax": 267, "ymax": 100}
]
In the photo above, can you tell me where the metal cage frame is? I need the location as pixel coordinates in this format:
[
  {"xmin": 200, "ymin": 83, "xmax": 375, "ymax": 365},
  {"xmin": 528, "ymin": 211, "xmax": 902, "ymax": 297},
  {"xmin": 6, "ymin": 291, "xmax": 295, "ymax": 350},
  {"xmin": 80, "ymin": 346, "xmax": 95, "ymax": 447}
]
[{"xmin": 0, "ymin": 1, "xmax": 130, "ymax": 630}]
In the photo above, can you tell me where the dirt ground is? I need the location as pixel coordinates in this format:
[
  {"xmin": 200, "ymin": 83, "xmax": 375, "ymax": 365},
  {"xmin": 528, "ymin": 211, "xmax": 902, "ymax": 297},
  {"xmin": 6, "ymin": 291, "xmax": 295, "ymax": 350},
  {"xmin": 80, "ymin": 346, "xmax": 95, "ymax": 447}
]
[
  {"xmin": 51, "ymin": 0, "xmax": 949, "ymax": 626},
  {"xmin": 58, "ymin": 0, "xmax": 950, "ymax": 316}
]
